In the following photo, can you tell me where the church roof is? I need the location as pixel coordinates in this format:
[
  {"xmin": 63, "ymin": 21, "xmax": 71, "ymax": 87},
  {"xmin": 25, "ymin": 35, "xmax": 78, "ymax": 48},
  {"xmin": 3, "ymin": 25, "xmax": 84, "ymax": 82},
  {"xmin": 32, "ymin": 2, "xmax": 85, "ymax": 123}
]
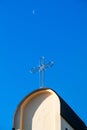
[
  {"xmin": 13, "ymin": 88, "xmax": 86, "ymax": 130},
  {"xmin": 59, "ymin": 95, "xmax": 86, "ymax": 130}
]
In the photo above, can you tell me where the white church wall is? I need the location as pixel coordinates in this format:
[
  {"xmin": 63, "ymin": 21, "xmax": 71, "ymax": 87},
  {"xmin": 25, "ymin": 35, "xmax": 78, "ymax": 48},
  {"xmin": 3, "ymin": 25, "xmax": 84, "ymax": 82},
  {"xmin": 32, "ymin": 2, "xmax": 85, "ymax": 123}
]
[
  {"xmin": 61, "ymin": 116, "xmax": 74, "ymax": 130},
  {"xmin": 21, "ymin": 89, "xmax": 61, "ymax": 130},
  {"xmin": 13, "ymin": 89, "xmax": 61, "ymax": 130}
]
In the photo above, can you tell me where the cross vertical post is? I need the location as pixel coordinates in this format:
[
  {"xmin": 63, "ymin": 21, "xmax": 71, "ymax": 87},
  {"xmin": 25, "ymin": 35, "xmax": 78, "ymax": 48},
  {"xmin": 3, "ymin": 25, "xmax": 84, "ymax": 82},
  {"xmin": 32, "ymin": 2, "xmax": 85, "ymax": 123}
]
[{"xmin": 39, "ymin": 57, "xmax": 45, "ymax": 88}]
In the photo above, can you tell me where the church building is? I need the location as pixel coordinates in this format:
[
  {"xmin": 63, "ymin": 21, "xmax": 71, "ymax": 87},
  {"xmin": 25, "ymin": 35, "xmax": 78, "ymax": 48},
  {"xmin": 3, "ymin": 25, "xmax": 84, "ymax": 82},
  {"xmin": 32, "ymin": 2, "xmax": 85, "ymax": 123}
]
[
  {"xmin": 12, "ymin": 58, "xmax": 87, "ymax": 130},
  {"xmin": 12, "ymin": 88, "xmax": 86, "ymax": 130}
]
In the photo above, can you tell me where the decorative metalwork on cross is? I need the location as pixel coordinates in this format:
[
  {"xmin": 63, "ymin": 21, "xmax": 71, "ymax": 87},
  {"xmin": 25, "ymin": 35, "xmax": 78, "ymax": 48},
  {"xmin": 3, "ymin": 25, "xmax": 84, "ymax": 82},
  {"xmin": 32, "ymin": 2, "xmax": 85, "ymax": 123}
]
[{"xmin": 30, "ymin": 57, "xmax": 54, "ymax": 88}]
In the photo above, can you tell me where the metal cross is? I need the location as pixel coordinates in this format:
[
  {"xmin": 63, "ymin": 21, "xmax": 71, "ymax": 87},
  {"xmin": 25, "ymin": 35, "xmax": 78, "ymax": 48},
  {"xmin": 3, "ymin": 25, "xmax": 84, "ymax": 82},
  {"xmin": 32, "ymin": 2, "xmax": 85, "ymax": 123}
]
[{"xmin": 30, "ymin": 57, "xmax": 54, "ymax": 88}]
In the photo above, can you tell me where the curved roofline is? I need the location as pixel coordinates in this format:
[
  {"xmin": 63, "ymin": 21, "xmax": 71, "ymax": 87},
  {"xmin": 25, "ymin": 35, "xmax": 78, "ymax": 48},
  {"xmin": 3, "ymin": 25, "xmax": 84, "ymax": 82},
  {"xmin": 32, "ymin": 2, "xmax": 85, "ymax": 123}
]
[
  {"xmin": 12, "ymin": 88, "xmax": 53, "ymax": 127},
  {"xmin": 12, "ymin": 88, "xmax": 86, "ymax": 130}
]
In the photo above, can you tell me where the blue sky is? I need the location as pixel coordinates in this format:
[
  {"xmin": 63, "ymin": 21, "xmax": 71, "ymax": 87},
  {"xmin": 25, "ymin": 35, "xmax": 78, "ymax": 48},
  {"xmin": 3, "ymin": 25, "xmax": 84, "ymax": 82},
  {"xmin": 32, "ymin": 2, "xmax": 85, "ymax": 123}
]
[{"xmin": 0, "ymin": 0, "xmax": 87, "ymax": 129}]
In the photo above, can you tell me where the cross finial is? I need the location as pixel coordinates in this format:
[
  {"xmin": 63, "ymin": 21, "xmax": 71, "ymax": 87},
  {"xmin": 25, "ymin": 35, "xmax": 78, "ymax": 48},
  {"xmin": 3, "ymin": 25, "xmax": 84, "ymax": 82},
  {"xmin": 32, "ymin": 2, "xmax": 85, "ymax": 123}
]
[{"xmin": 30, "ymin": 57, "xmax": 54, "ymax": 88}]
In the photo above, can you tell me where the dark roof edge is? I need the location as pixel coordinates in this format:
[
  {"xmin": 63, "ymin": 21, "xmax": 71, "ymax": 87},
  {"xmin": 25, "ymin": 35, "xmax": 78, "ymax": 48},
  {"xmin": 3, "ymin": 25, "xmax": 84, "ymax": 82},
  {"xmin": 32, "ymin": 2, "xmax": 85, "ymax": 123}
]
[
  {"xmin": 58, "ymin": 94, "xmax": 86, "ymax": 130},
  {"xmin": 51, "ymin": 88, "xmax": 86, "ymax": 130}
]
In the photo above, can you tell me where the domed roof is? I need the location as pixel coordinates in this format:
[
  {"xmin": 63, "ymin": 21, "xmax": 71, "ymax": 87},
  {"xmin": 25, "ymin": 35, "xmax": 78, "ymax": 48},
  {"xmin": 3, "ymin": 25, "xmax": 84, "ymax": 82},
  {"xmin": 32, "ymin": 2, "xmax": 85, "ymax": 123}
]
[{"xmin": 12, "ymin": 88, "xmax": 86, "ymax": 130}]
